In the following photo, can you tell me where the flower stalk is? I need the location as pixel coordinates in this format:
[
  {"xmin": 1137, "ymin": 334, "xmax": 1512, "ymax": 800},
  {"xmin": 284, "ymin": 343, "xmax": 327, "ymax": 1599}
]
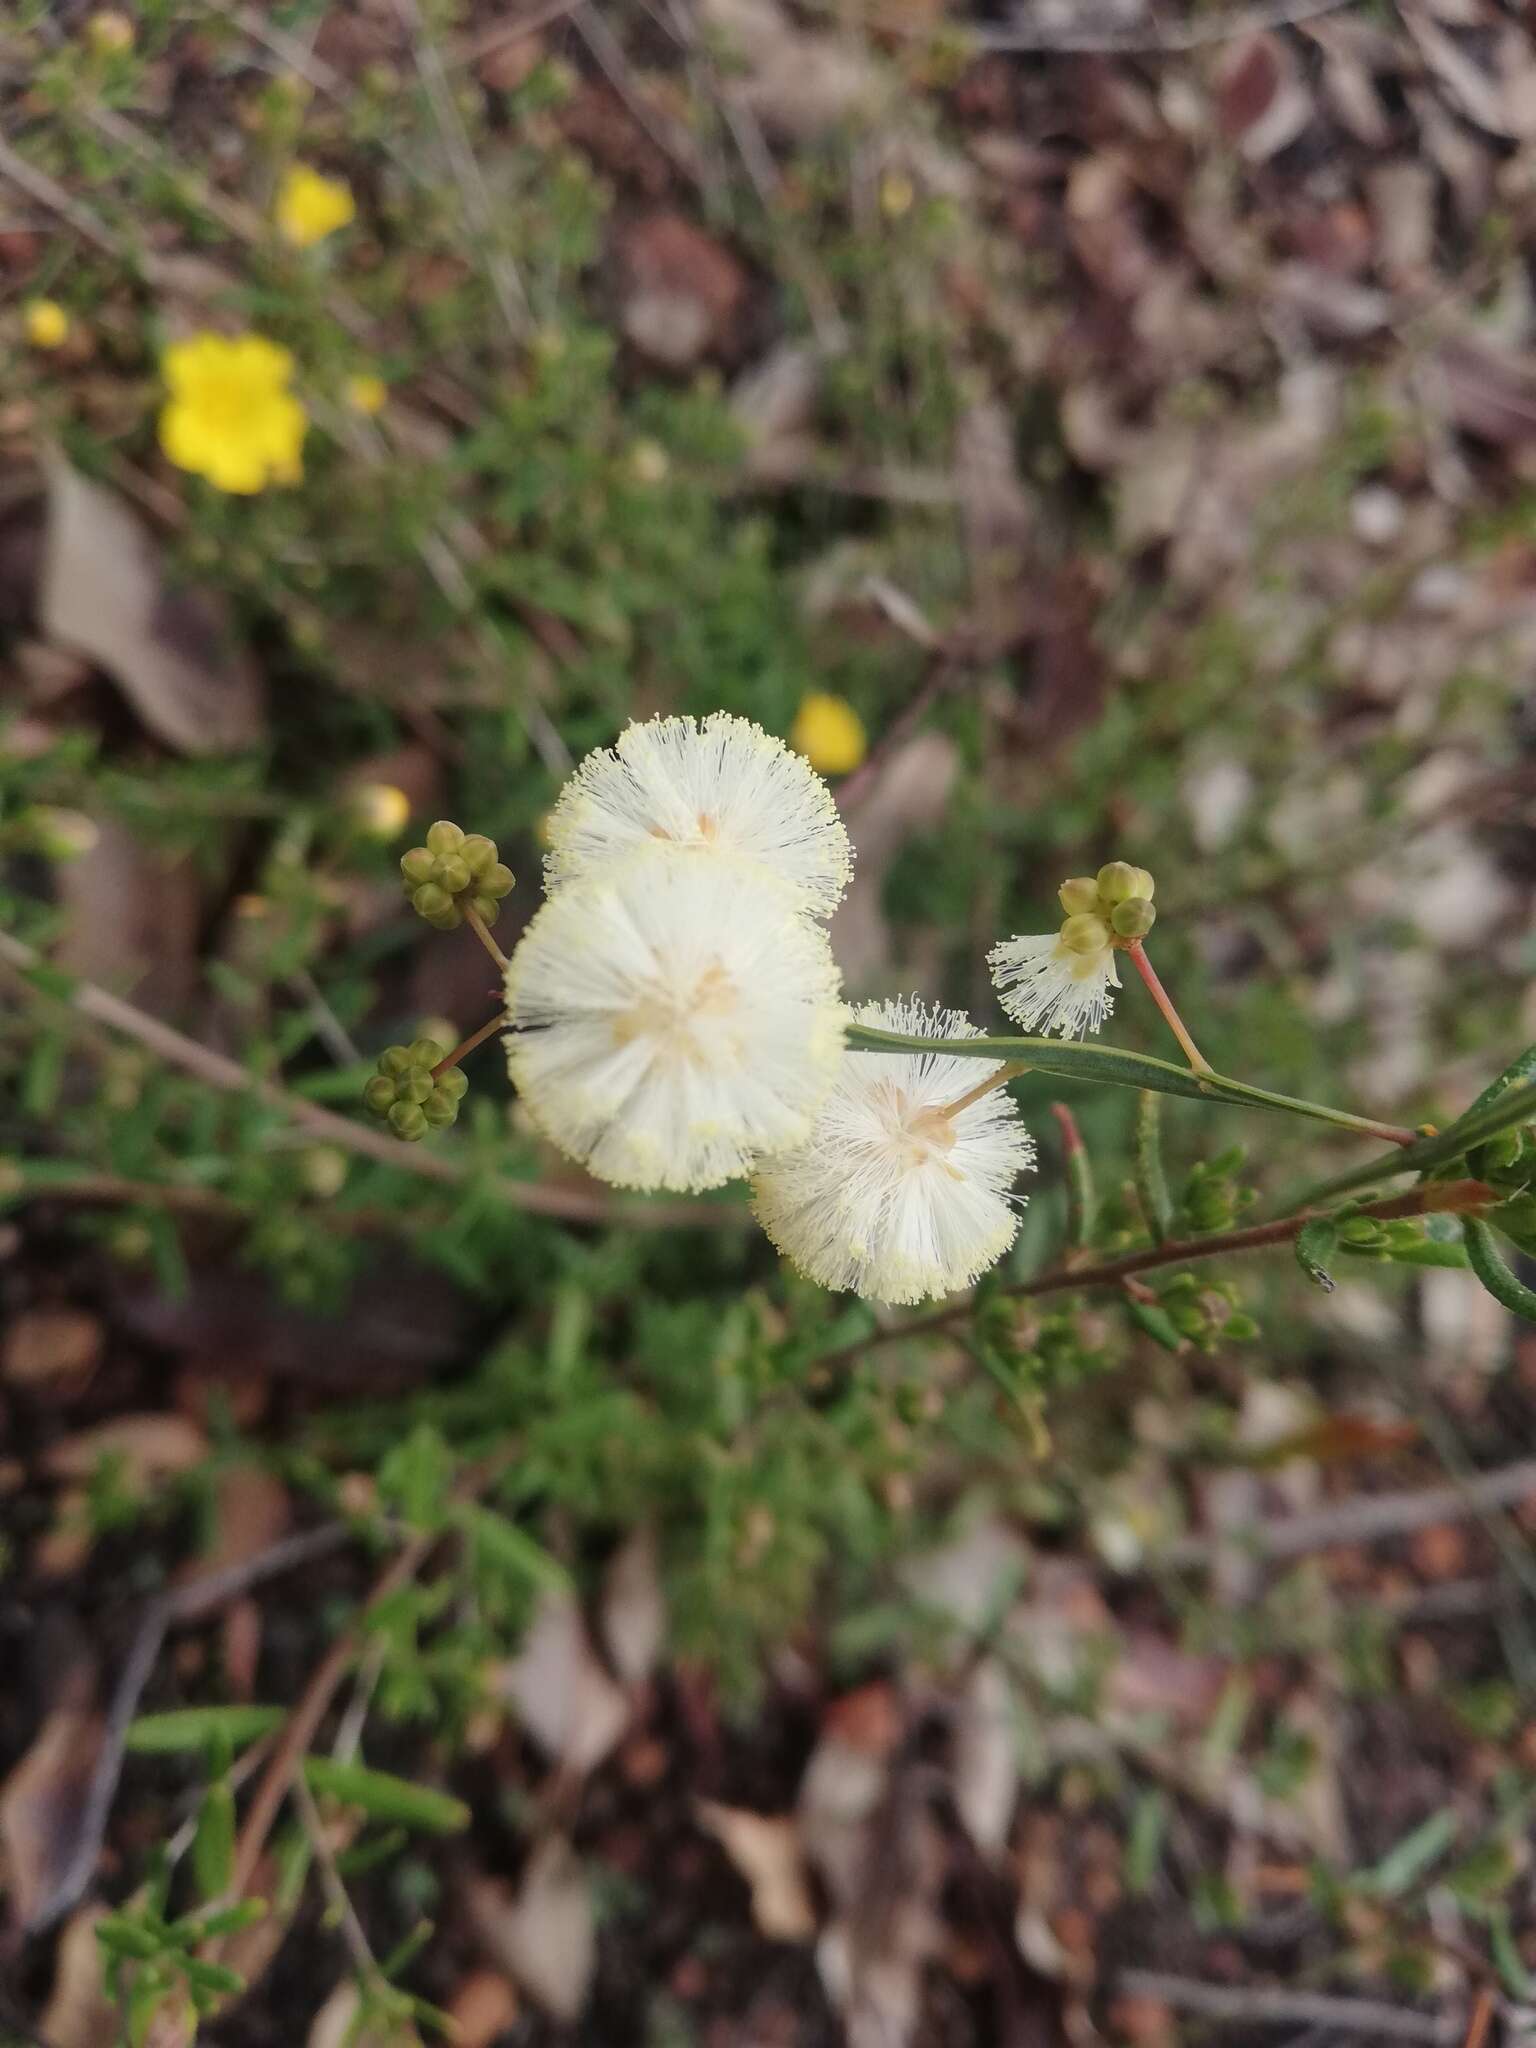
[{"xmin": 1125, "ymin": 940, "xmax": 1211, "ymax": 1076}]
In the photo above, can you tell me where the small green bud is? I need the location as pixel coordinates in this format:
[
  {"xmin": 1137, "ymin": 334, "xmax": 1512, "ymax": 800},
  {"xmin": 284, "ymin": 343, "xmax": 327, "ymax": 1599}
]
[
  {"xmin": 425, "ymin": 820, "xmax": 464, "ymax": 856},
  {"xmin": 1096, "ymin": 860, "xmax": 1140, "ymax": 905},
  {"xmin": 1110, "ymin": 896, "xmax": 1156, "ymax": 938},
  {"xmin": 422, "ymin": 1090, "xmax": 458, "ymax": 1127},
  {"xmin": 1130, "ymin": 867, "xmax": 1155, "ymax": 900},
  {"xmin": 1060, "ymin": 912, "xmax": 1110, "ymax": 955},
  {"xmin": 437, "ymin": 1067, "xmax": 469, "ymax": 1100},
  {"xmin": 379, "ymin": 1046, "xmax": 414, "ymax": 1079},
  {"xmin": 408, "ymin": 1039, "xmax": 446, "ymax": 1068},
  {"xmin": 363, "ymin": 1076, "xmax": 396, "ymax": 1116},
  {"xmin": 400, "ymin": 847, "xmax": 436, "ymax": 885},
  {"xmin": 411, "ymin": 882, "xmax": 453, "ymax": 922},
  {"xmin": 470, "ymin": 894, "xmax": 501, "ymax": 925},
  {"xmin": 1339, "ymin": 1216, "xmax": 1383, "ymax": 1246},
  {"xmin": 460, "ymin": 834, "xmax": 497, "ymax": 875},
  {"xmin": 388, "ymin": 1101, "xmax": 428, "ymax": 1141},
  {"xmin": 483, "ymin": 863, "xmax": 515, "ymax": 899},
  {"xmin": 436, "ymin": 854, "xmax": 472, "ymax": 894},
  {"xmin": 401, "ymin": 1071, "xmax": 434, "ymax": 1106},
  {"xmin": 1058, "ymin": 877, "xmax": 1099, "ymax": 916},
  {"xmin": 1171, "ymin": 1304, "xmax": 1208, "ymax": 1339},
  {"xmin": 1222, "ymin": 1313, "xmax": 1259, "ymax": 1340},
  {"xmin": 427, "ymin": 903, "xmax": 464, "ymax": 930}
]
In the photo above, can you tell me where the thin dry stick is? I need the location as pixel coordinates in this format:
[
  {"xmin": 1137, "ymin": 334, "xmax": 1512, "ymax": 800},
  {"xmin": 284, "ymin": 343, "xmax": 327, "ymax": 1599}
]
[
  {"xmin": 817, "ymin": 1179, "xmax": 1496, "ymax": 1368},
  {"xmin": 1114, "ymin": 1969, "xmax": 1462, "ymax": 2042},
  {"xmin": 226, "ymin": 1529, "xmax": 436, "ymax": 1901},
  {"xmin": 446, "ymin": 0, "xmax": 584, "ymax": 67},
  {"xmin": 292, "ymin": 1769, "xmax": 383, "ymax": 1988},
  {"xmin": 970, "ymin": 0, "xmax": 1357, "ymax": 53},
  {"xmin": 0, "ymin": 929, "xmax": 731, "ymax": 1229},
  {"xmin": 32, "ymin": 1524, "xmax": 352, "ymax": 1932},
  {"xmin": 1157, "ymin": 1455, "xmax": 1536, "ymax": 1572},
  {"xmin": 394, "ymin": 0, "xmax": 531, "ymax": 341}
]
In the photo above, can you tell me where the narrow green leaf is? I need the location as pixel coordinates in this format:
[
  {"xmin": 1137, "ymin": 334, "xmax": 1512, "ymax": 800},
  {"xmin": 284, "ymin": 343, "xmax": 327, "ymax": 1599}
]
[
  {"xmin": 1367, "ymin": 1809, "xmax": 1457, "ymax": 1897},
  {"xmin": 180, "ymin": 1957, "xmax": 245, "ymax": 1998},
  {"xmin": 458, "ymin": 1502, "xmax": 568, "ymax": 1591},
  {"xmin": 1126, "ymin": 1788, "xmax": 1167, "ymax": 1895},
  {"xmin": 1451, "ymin": 1045, "xmax": 1536, "ymax": 1126},
  {"xmin": 1306, "ymin": 1079, "xmax": 1536, "ymax": 1206},
  {"xmin": 1052, "ymin": 1105, "xmax": 1094, "ymax": 1249},
  {"xmin": 1490, "ymin": 1906, "xmax": 1535, "ymax": 1999},
  {"xmin": 301, "ymin": 1757, "xmax": 469, "ymax": 1834},
  {"xmin": 1124, "ymin": 1296, "xmax": 1185, "ymax": 1352},
  {"xmin": 1465, "ymin": 1219, "xmax": 1536, "ymax": 1324},
  {"xmin": 127, "ymin": 1706, "xmax": 285, "ymax": 1753},
  {"xmin": 95, "ymin": 1916, "xmax": 163, "ymax": 1961},
  {"xmin": 1134, "ymin": 1090, "xmax": 1173, "ymax": 1244},
  {"xmin": 1294, "ymin": 1219, "xmax": 1336, "ymax": 1292},
  {"xmin": 1380, "ymin": 1240, "xmax": 1469, "ymax": 1270},
  {"xmin": 193, "ymin": 1781, "xmax": 235, "ymax": 1903}
]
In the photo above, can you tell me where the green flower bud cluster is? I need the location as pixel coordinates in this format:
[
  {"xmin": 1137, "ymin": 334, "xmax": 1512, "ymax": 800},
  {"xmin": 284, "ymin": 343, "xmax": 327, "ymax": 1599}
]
[
  {"xmin": 400, "ymin": 821, "xmax": 514, "ymax": 931},
  {"xmin": 1180, "ymin": 1146, "xmax": 1254, "ymax": 1235},
  {"xmin": 1055, "ymin": 861, "xmax": 1157, "ymax": 953},
  {"xmin": 363, "ymin": 1040, "xmax": 468, "ymax": 1141},
  {"xmin": 1155, "ymin": 1271, "xmax": 1255, "ymax": 1349}
]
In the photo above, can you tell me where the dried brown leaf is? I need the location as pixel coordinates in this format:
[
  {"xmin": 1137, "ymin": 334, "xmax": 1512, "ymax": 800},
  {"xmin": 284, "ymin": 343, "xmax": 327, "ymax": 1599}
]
[
  {"xmin": 1, "ymin": 1307, "xmax": 102, "ymax": 1391},
  {"xmin": 465, "ymin": 1838, "xmax": 594, "ymax": 2021},
  {"xmin": 0, "ymin": 1682, "xmax": 103, "ymax": 1931},
  {"xmin": 697, "ymin": 1801, "xmax": 816, "ymax": 1940},
  {"xmin": 600, "ymin": 1527, "xmax": 667, "ymax": 1686},
  {"xmin": 43, "ymin": 1414, "xmax": 208, "ymax": 1489},
  {"xmin": 40, "ymin": 1905, "xmax": 119, "ymax": 2048},
  {"xmin": 496, "ymin": 1592, "xmax": 629, "ymax": 1773},
  {"xmin": 40, "ymin": 454, "xmax": 264, "ymax": 754}
]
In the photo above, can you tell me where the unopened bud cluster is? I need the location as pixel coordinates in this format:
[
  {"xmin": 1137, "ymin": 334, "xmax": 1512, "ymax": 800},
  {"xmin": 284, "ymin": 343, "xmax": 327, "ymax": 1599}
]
[
  {"xmin": 363, "ymin": 1040, "xmax": 468, "ymax": 1141},
  {"xmin": 400, "ymin": 821, "xmax": 514, "ymax": 932},
  {"xmin": 1057, "ymin": 861, "xmax": 1157, "ymax": 955}
]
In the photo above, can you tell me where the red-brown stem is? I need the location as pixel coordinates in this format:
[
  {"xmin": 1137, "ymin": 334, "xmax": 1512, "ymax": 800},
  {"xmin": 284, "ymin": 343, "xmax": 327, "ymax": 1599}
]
[
  {"xmin": 1126, "ymin": 939, "xmax": 1211, "ymax": 1075},
  {"xmin": 430, "ymin": 1009, "xmax": 508, "ymax": 1079},
  {"xmin": 464, "ymin": 903, "xmax": 510, "ymax": 974},
  {"xmin": 817, "ymin": 1179, "xmax": 1496, "ymax": 1369}
]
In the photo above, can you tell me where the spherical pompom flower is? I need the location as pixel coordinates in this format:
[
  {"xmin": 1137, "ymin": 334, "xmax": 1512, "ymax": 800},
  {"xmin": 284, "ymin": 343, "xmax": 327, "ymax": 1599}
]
[
  {"xmin": 158, "ymin": 332, "xmax": 307, "ymax": 495},
  {"xmin": 544, "ymin": 712, "xmax": 853, "ymax": 921},
  {"xmin": 276, "ymin": 164, "xmax": 356, "ymax": 248},
  {"xmin": 753, "ymin": 997, "xmax": 1036, "ymax": 1306},
  {"xmin": 24, "ymin": 299, "xmax": 69, "ymax": 350},
  {"xmin": 504, "ymin": 845, "xmax": 845, "ymax": 1192},
  {"xmin": 987, "ymin": 925, "xmax": 1120, "ymax": 1039}
]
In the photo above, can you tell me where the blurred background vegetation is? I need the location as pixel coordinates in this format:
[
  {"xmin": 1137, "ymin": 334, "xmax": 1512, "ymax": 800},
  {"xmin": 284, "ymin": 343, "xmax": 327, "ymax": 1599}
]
[{"xmin": 6, "ymin": 0, "xmax": 1536, "ymax": 2042}]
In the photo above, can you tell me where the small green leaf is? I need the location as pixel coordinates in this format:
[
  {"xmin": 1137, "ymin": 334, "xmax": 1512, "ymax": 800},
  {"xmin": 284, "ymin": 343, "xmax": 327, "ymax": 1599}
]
[
  {"xmin": 1294, "ymin": 1218, "xmax": 1337, "ymax": 1292},
  {"xmin": 458, "ymin": 1503, "xmax": 569, "ymax": 1592},
  {"xmin": 95, "ymin": 1915, "xmax": 164, "ymax": 1961},
  {"xmin": 127, "ymin": 1706, "xmax": 285, "ymax": 1753},
  {"xmin": 1367, "ymin": 1809, "xmax": 1456, "ymax": 1898},
  {"xmin": 1465, "ymin": 1219, "xmax": 1536, "ymax": 1324},
  {"xmin": 301, "ymin": 1757, "xmax": 469, "ymax": 1834},
  {"xmin": 1124, "ymin": 1296, "xmax": 1185, "ymax": 1352},
  {"xmin": 193, "ymin": 1781, "xmax": 235, "ymax": 1903},
  {"xmin": 1125, "ymin": 1788, "xmax": 1167, "ymax": 1895}
]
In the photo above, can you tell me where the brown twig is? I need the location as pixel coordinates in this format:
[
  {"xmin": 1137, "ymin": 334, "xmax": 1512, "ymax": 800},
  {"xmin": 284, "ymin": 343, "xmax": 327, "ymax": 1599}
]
[
  {"xmin": 817, "ymin": 1179, "xmax": 1496, "ymax": 1369},
  {"xmin": 1113, "ymin": 1969, "xmax": 1462, "ymax": 2042},
  {"xmin": 0, "ymin": 928, "xmax": 733, "ymax": 1229}
]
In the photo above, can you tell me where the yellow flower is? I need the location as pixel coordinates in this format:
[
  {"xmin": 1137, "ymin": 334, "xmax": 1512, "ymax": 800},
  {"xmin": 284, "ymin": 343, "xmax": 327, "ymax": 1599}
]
[
  {"xmin": 85, "ymin": 10, "xmax": 135, "ymax": 52},
  {"xmin": 791, "ymin": 692, "xmax": 867, "ymax": 777},
  {"xmin": 275, "ymin": 163, "xmax": 355, "ymax": 249},
  {"xmin": 344, "ymin": 371, "xmax": 388, "ymax": 416},
  {"xmin": 158, "ymin": 332, "xmax": 307, "ymax": 494},
  {"xmin": 24, "ymin": 299, "xmax": 70, "ymax": 349},
  {"xmin": 350, "ymin": 782, "xmax": 411, "ymax": 837}
]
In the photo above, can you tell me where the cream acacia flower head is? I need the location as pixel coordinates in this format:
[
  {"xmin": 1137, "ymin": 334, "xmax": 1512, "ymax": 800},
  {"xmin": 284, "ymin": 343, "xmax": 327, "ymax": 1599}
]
[
  {"xmin": 504, "ymin": 844, "xmax": 845, "ymax": 1192},
  {"xmin": 753, "ymin": 996, "xmax": 1036, "ymax": 1306},
  {"xmin": 544, "ymin": 712, "xmax": 853, "ymax": 920},
  {"xmin": 988, "ymin": 864, "xmax": 1154, "ymax": 1038}
]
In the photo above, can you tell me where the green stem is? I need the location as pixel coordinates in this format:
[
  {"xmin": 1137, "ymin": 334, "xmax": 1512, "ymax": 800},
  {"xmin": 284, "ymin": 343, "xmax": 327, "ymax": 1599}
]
[{"xmin": 843, "ymin": 1023, "xmax": 1417, "ymax": 1147}]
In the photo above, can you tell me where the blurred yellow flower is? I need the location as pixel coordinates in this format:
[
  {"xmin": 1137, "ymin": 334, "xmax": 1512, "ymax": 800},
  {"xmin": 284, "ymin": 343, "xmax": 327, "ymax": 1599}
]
[
  {"xmin": 351, "ymin": 782, "xmax": 411, "ymax": 837},
  {"xmin": 24, "ymin": 299, "xmax": 70, "ymax": 349},
  {"xmin": 791, "ymin": 692, "xmax": 867, "ymax": 777},
  {"xmin": 85, "ymin": 9, "xmax": 134, "ymax": 52},
  {"xmin": 276, "ymin": 163, "xmax": 355, "ymax": 248},
  {"xmin": 159, "ymin": 332, "xmax": 307, "ymax": 494},
  {"xmin": 345, "ymin": 371, "xmax": 388, "ymax": 416}
]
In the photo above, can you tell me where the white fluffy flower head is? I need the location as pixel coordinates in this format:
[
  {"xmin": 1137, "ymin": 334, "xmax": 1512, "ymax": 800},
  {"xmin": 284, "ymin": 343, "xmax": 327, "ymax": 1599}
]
[
  {"xmin": 987, "ymin": 932, "xmax": 1121, "ymax": 1039},
  {"xmin": 753, "ymin": 997, "xmax": 1036, "ymax": 1306},
  {"xmin": 988, "ymin": 864, "xmax": 1154, "ymax": 1038},
  {"xmin": 544, "ymin": 712, "xmax": 853, "ymax": 920},
  {"xmin": 504, "ymin": 844, "xmax": 844, "ymax": 1193}
]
